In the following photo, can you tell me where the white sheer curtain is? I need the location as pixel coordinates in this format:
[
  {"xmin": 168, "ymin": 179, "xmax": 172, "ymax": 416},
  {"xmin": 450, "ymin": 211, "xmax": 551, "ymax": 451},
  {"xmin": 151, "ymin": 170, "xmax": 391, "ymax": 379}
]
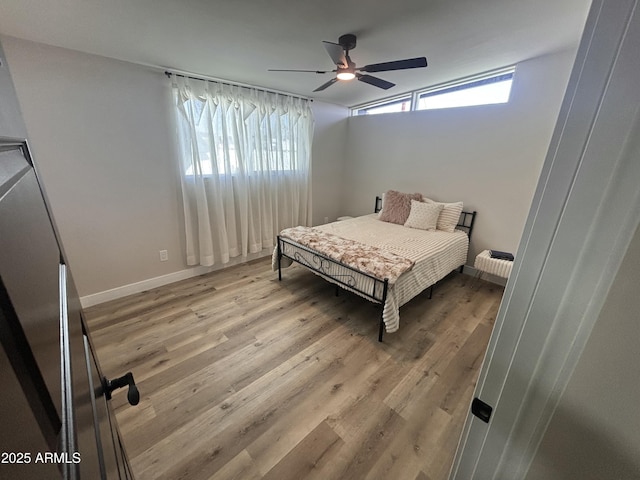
[{"xmin": 171, "ymin": 75, "xmax": 313, "ymax": 266}]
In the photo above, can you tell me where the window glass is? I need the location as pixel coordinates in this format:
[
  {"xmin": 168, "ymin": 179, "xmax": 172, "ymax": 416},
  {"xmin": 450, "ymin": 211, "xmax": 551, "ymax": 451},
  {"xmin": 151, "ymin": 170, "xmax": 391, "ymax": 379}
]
[
  {"xmin": 351, "ymin": 67, "xmax": 515, "ymax": 116},
  {"xmin": 180, "ymin": 98, "xmax": 299, "ymax": 176},
  {"xmin": 355, "ymin": 96, "xmax": 411, "ymax": 115},
  {"xmin": 417, "ymin": 72, "xmax": 514, "ymax": 110}
]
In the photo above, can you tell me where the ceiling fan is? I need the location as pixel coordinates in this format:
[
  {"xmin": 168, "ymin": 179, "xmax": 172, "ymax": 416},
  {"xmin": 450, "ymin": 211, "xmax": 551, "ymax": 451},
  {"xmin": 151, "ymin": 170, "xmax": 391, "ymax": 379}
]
[{"xmin": 269, "ymin": 34, "xmax": 428, "ymax": 92}]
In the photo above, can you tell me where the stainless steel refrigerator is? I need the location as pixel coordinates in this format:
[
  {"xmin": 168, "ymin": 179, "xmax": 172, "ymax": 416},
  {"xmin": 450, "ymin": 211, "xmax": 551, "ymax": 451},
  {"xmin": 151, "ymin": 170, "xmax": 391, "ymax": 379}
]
[{"xmin": 1, "ymin": 41, "xmax": 137, "ymax": 479}]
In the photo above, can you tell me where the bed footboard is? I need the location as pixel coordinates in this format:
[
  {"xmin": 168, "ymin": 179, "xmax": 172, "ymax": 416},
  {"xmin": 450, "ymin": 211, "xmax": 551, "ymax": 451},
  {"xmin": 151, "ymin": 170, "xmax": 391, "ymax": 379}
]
[{"xmin": 277, "ymin": 235, "xmax": 390, "ymax": 341}]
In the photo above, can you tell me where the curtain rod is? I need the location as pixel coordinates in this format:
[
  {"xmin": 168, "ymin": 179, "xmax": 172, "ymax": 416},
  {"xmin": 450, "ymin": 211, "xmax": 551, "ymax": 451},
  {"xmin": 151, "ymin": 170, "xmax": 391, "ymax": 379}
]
[{"xmin": 165, "ymin": 70, "xmax": 312, "ymax": 102}]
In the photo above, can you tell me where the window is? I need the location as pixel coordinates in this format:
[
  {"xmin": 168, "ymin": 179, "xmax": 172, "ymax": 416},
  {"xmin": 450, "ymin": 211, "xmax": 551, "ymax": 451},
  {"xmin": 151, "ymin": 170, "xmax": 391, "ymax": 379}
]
[
  {"xmin": 417, "ymin": 69, "xmax": 514, "ymax": 110},
  {"xmin": 354, "ymin": 96, "xmax": 411, "ymax": 116},
  {"xmin": 179, "ymin": 97, "xmax": 302, "ymax": 177},
  {"xmin": 351, "ymin": 66, "xmax": 515, "ymax": 116},
  {"xmin": 171, "ymin": 75, "xmax": 313, "ymax": 267}
]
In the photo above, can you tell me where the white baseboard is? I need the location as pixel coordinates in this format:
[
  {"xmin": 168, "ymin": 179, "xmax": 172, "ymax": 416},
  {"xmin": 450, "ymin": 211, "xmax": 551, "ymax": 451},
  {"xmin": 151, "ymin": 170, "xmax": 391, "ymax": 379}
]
[{"xmin": 80, "ymin": 249, "xmax": 273, "ymax": 308}]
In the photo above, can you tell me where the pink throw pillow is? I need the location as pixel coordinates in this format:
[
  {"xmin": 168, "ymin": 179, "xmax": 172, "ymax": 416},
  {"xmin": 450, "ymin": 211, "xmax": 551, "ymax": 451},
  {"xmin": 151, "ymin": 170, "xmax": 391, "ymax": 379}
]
[{"xmin": 378, "ymin": 190, "xmax": 423, "ymax": 225}]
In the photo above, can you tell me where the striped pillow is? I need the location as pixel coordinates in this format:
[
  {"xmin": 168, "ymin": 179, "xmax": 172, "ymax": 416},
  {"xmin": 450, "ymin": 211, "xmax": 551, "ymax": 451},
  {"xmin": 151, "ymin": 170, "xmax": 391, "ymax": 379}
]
[
  {"xmin": 436, "ymin": 201, "xmax": 463, "ymax": 232},
  {"xmin": 422, "ymin": 197, "xmax": 463, "ymax": 232}
]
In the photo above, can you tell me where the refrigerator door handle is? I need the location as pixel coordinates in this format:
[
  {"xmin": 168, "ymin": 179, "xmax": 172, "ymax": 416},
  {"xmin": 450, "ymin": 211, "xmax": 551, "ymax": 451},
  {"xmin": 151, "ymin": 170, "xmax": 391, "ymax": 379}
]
[{"xmin": 59, "ymin": 263, "xmax": 79, "ymax": 480}]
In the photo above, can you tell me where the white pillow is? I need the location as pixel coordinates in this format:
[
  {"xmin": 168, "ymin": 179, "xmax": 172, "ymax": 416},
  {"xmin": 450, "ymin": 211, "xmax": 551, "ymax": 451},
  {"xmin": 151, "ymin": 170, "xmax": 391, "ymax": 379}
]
[
  {"xmin": 421, "ymin": 197, "xmax": 463, "ymax": 232},
  {"xmin": 404, "ymin": 200, "xmax": 443, "ymax": 231},
  {"xmin": 436, "ymin": 201, "xmax": 464, "ymax": 232}
]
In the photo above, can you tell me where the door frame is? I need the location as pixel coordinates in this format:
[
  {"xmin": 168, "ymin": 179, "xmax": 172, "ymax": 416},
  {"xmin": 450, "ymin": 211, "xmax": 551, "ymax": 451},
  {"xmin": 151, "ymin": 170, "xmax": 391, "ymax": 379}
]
[{"xmin": 451, "ymin": 0, "xmax": 640, "ymax": 478}]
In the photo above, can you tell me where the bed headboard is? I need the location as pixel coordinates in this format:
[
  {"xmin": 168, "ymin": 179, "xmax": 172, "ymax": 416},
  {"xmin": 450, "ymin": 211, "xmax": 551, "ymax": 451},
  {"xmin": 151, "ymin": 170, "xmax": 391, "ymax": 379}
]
[
  {"xmin": 374, "ymin": 195, "xmax": 477, "ymax": 241},
  {"xmin": 457, "ymin": 210, "xmax": 477, "ymax": 241},
  {"xmin": 374, "ymin": 196, "xmax": 383, "ymax": 213}
]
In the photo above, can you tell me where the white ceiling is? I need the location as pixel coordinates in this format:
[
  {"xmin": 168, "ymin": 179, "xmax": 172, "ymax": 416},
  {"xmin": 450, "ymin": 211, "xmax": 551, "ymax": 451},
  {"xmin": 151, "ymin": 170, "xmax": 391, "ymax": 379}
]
[{"xmin": 0, "ymin": 0, "xmax": 592, "ymax": 107}]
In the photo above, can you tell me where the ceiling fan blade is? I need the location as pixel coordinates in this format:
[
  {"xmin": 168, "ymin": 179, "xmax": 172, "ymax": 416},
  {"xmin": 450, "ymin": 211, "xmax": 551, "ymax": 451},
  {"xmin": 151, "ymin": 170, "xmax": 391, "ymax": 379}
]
[
  {"xmin": 313, "ymin": 78, "xmax": 339, "ymax": 92},
  {"xmin": 356, "ymin": 74, "xmax": 395, "ymax": 90},
  {"xmin": 359, "ymin": 57, "xmax": 428, "ymax": 73},
  {"xmin": 322, "ymin": 41, "xmax": 348, "ymax": 68},
  {"xmin": 268, "ymin": 69, "xmax": 332, "ymax": 74}
]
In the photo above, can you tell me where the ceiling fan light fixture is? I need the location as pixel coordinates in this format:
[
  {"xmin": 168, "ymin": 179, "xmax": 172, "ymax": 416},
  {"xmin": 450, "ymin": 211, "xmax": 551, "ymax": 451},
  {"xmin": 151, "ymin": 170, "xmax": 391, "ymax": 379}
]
[
  {"xmin": 336, "ymin": 70, "xmax": 356, "ymax": 81},
  {"xmin": 269, "ymin": 33, "xmax": 428, "ymax": 92}
]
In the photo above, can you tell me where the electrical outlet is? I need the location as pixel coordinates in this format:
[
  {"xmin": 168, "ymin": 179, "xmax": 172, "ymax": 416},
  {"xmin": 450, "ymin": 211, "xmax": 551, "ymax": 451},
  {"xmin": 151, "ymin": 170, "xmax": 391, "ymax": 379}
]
[
  {"xmin": 159, "ymin": 250, "xmax": 168, "ymax": 262},
  {"xmin": 324, "ymin": 216, "xmax": 329, "ymax": 224}
]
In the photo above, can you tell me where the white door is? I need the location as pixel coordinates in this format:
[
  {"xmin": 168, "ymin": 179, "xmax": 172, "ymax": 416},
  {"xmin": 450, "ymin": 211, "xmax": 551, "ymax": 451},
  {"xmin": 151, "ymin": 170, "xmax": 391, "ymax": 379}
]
[{"xmin": 451, "ymin": 0, "xmax": 640, "ymax": 478}]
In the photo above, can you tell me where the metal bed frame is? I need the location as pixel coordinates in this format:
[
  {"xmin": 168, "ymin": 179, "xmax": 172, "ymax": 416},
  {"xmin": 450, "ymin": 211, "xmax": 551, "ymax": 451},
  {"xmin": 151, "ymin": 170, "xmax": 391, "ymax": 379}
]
[{"xmin": 276, "ymin": 196, "xmax": 477, "ymax": 342}]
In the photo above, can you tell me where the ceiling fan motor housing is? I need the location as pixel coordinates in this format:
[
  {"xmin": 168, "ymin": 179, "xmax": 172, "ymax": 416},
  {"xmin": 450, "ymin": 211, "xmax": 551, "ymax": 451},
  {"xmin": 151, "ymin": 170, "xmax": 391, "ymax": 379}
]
[{"xmin": 338, "ymin": 34, "xmax": 357, "ymax": 51}]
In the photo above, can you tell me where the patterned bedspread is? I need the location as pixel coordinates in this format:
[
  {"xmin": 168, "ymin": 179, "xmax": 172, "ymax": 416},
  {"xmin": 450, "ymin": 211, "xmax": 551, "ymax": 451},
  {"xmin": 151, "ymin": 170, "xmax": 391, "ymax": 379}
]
[{"xmin": 278, "ymin": 226, "xmax": 414, "ymax": 284}]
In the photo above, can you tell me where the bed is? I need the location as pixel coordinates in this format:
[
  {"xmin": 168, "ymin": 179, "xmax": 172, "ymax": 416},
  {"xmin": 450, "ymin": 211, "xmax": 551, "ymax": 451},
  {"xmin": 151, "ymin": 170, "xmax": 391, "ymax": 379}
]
[{"xmin": 273, "ymin": 195, "xmax": 476, "ymax": 341}]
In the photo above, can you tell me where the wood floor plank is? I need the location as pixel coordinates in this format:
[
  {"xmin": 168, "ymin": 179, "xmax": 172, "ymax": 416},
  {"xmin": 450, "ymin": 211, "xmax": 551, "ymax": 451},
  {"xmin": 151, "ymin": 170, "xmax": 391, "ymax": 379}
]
[
  {"xmin": 382, "ymin": 322, "xmax": 472, "ymax": 418},
  {"xmin": 132, "ymin": 326, "xmax": 367, "ymax": 479},
  {"xmin": 362, "ymin": 406, "xmax": 452, "ymax": 480},
  {"xmin": 425, "ymin": 384, "xmax": 477, "ymax": 480},
  {"xmin": 246, "ymin": 332, "xmax": 389, "ymax": 475},
  {"xmin": 85, "ymin": 257, "xmax": 504, "ymax": 480},
  {"xmin": 325, "ymin": 396, "xmax": 407, "ymax": 480},
  {"xmin": 207, "ymin": 450, "xmax": 262, "ymax": 480},
  {"xmin": 260, "ymin": 421, "xmax": 345, "ymax": 480}
]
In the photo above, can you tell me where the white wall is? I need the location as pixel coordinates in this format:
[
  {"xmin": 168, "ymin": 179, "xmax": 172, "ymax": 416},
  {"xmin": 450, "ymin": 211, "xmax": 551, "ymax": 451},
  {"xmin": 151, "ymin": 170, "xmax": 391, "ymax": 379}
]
[
  {"xmin": 525, "ymin": 223, "xmax": 640, "ymax": 479},
  {"xmin": 310, "ymin": 101, "xmax": 349, "ymax": 226},
  {"xmin": 2, "ymin": 36, "xmax": 348, "ymax": 298},
  {"xmin": 3, "ymin": 36, "xmax": 184, "ymax": 298},
  {"xmin": 342, "ymin": 49, "xmax": 576, "ymax": 262}
]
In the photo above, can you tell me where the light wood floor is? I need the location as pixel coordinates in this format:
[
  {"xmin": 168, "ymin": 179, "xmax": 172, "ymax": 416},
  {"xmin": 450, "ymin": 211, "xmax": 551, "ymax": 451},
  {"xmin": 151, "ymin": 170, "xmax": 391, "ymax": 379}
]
[{"xmin": 85, "ymin": 257, "xmax": 503, "ymax": 480}]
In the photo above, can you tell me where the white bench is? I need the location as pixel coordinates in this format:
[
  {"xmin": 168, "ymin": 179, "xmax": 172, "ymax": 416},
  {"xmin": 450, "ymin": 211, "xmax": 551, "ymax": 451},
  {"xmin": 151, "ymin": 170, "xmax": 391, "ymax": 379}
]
[{"xmin": 474, "ymin": 250, "xmax": 513, "ymax": 279}]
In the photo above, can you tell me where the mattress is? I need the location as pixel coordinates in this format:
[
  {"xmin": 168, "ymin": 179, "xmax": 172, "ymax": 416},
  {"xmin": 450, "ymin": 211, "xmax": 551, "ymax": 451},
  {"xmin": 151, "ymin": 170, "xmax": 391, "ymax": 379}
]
[{"xmin": 274, "ymin": 214, "xmax": 469, "ymax": 333}]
